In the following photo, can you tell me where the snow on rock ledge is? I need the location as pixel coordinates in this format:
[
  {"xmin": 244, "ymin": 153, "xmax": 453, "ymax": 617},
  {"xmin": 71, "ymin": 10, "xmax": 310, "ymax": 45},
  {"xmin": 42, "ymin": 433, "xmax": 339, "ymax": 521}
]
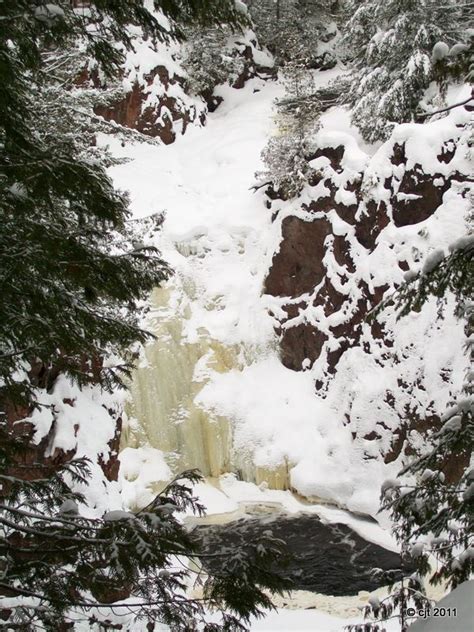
[
  {"xmin": 91, "ymin": 16, "xmax": 274, "ymax": 144},
  {"xmin": 3, "ymin": 366, "xmax": 123, "ymax": 516},
  {"xmin": 263, "ymin": 92, "xmax": 472, "ymax": 496}
]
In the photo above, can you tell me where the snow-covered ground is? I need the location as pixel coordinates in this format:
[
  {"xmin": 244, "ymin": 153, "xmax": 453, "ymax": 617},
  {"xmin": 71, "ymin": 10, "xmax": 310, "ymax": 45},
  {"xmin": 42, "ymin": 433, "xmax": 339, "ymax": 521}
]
[
  {"xmin": 248, "ymin": 577, "xmax": 474, "ymax": 632},
  {"xmin": 246, "ymin": 608, "xmax": 399, "ymax": 631},
  {"xmin": 407, "ymin": 580, "xmax": 474, "ymax": 632}
]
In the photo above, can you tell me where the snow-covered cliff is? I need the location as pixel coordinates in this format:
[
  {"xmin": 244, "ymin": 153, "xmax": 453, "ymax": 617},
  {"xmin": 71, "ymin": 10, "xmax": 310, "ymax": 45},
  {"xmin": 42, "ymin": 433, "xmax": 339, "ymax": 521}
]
[
  {"xmin": 105, "ymin": 63, "xmax": 471, "ymax": 518},
  {"xmin": 22, "ymin": 8, "xmax": 471, "ymax": 522}
]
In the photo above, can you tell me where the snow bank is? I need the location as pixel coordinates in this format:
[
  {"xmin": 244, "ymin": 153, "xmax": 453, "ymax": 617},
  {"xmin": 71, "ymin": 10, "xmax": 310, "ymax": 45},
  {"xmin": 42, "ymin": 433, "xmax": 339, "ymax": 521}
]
[
  {"xmin": 119, "ymin": 445, "xmax": 172, "ymax": 510},
  {"xmin": 408, "ymin": 580, "xmax": 474, "ymax": 632}
]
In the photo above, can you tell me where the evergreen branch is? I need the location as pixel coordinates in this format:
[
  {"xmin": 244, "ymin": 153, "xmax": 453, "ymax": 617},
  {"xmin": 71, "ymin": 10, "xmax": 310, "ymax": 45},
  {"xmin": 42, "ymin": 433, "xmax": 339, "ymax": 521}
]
[
  {"xmin": 0, "ymin": 348, "xmax": 33, "ymax": 360},
  {"xmin": 417, "ymin": 94, "xmax": 474, "ymax": 119}
]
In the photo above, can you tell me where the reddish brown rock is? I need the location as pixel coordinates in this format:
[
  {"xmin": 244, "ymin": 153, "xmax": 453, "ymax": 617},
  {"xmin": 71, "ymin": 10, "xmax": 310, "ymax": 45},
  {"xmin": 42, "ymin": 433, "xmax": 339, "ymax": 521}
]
[
  {"xmin": 265, "ymin": 215, "xmax": 332, "ymax": 298},
  {"xmin": 263, "ymin": 132, "xmax": 468, "ymax": 468},
  {"xmin": 383, "ymin": 408, "xmax": 469, "ymax": 484},
  {"xmin": 99, "ymin": 414, "xmax": 122, "ymax": 482},
  {"xmin": 280, "ymin": 324, "xmax": 328, "ymax": 372},
  {"xmin": 94, "ymin": 66, "xmax": 197, "ymax": 144},
  {"xmin": 392, "ymin": 164, "xmax": 450, "ymax": 227},
  {"xmin": 0, "ymin": 357, "xmax": 122, "ymax": 498},
  {"xmin": 308, "ymin": 145, "xmax": 345, "ymax": 170},
  {"xmin": 231, "ymin": 44, "xmax": 276, "ymax": 89},
  {"xmin": 264, "ymin": 143, "xmax": 390, "ymax": 374},
  {"xmin": 92, "ymin": 40, "xmax": 274, "ymax": 141},
  {"xmin": 355, "ymin": 199, "xmax": 390, "ymax": 249},
  {"xmin": 1, "ymin": 395, "xmax": 121, "ymax": 489},
  {"xmin": 332, "ymin": 234, "xmax": 356, "ymax": 272},
  {"xmin": 264, "ymin": 137, "xmax": 463, "ymax": 373}
]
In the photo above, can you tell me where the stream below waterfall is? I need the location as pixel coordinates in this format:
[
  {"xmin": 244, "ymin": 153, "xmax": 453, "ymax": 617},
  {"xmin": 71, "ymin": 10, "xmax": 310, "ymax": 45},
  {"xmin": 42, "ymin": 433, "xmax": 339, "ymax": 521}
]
[{"xmin": 191, "ymin": 513, "xmax": 410, "ymax": 597}]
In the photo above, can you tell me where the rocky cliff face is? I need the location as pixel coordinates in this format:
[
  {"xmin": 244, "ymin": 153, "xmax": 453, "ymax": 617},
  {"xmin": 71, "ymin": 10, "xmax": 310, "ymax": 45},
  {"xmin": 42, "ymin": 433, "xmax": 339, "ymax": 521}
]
[
  {"xmin": 94, "ymin": 64, "xmax": 206, "ymax": 145},
  {"xmin": 264, "ymin": 102, "xmax": 472, "ymax": 476},
  {"xmin": 1, "ymin": 357, "xmax": 123, "ymax": 508},
  {"xmin": 91, "ymin": 29, "xmax": 273, "ymax": 143}
]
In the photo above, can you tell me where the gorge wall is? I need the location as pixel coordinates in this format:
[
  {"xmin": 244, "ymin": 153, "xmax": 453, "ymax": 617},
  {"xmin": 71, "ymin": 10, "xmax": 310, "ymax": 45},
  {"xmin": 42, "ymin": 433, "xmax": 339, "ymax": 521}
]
[
  {"xmin": 263, "ymin": 100, "xmax": 472, "ymax": 483},
  {"xmin": 90, "ymin": 26, "xmax": 274, "ymax": 144}
]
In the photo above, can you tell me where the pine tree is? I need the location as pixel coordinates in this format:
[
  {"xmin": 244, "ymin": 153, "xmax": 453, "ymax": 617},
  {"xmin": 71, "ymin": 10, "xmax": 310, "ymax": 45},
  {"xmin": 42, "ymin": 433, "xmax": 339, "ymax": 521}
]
[
  {"xmin": 0, "ymin": 435, "xmax": 289, "ymax": 630},
  {"xmin": 347, "ymin": 235, "xmax": 474, "ymax": 631},
  {"xmin": 181, "ymin": 26, "xmax": 246, "ymax": 97},
  {"xmin": 257, "ymin": 62, "xmax": 320, "ymax": 198},
  {"xmin": 247, "ymin": 0, "xmax": 339, "ymax": 67},
  {"xmin": 0, "ymin": 2, "xmax": 289, "ymax": 629},
  {"xmin": 341, "ymin": 0, "xmax": 473, "ymax": 142}
]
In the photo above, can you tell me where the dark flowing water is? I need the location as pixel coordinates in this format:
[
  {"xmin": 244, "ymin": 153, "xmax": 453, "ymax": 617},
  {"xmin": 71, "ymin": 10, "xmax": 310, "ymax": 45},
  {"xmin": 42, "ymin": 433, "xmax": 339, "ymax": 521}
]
[{"xmin": 192, "ymin": 514, "xmax": 412, "ymax": 596}]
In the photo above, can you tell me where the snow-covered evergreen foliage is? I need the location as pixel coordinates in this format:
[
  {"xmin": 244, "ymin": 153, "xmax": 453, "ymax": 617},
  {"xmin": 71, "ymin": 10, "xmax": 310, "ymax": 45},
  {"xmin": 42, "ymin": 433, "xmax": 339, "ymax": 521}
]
[
  {"xmin": 342, "ymin": 0, "xmax": 473, "ymax": 141},
  {"xmin": 347, "ymin": 574, "xmax": 432, "ymax": 632},
  {"xmin": 182, "ymin": 26, "xmax": 247, "ymax": 96},
  {"xmin": 0, "ymin": 3, "xmax": 173, "ymax": 407},
  {"xmin": 247, "ymin": 0, "xmax": 340, "ymax": 67},
  {"xmin": 0, "ymin": 441, "xmax": 289, "ymax": 630},
  {"xmin": 258, "ymin": 63, "xmax": 320, "ymax": 198},
  {"xmin": 384, "ymin": 238, "xmax": 473, "ymax": 585}
]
